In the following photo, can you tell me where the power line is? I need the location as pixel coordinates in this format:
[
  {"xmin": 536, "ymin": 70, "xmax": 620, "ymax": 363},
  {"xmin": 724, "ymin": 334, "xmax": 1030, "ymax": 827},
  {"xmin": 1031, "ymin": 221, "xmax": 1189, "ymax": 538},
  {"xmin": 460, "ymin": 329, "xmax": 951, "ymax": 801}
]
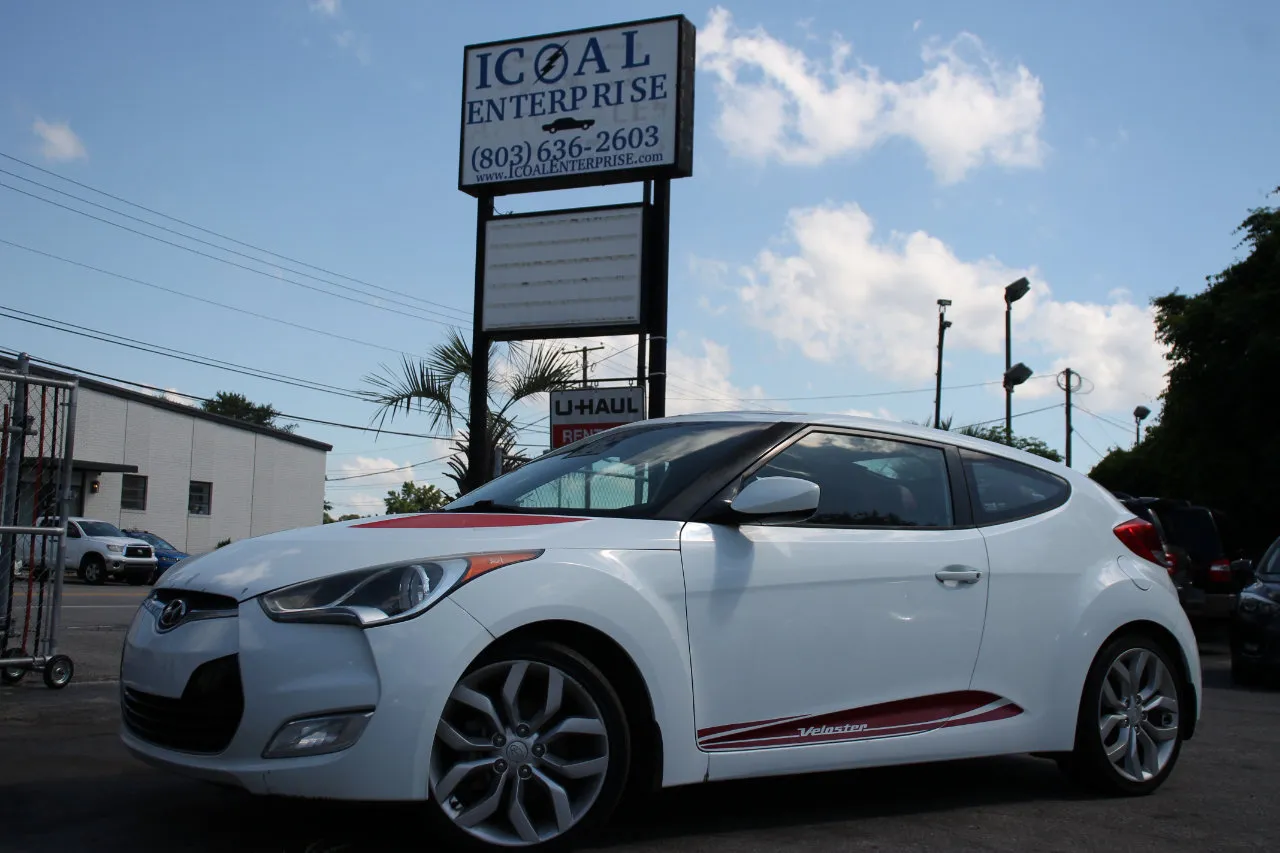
[
  {"xmin": 1071, "ymin": 425, "xmax": 1106, "ymax": 459},
  {"xmin": 955, "ymin": 403, "xmax": 1064, "ymax": 431},
  {"xmin": 0, "ymin": 150, "xmax": 472, "ymax": 321},
  {"xmin": 666, "ymin": 374, "xmax": 1058, "ymax": 403},
  {"xmin": 0, "ymin": 167, "xmax": 473, "ymax": 327},
  {"xmin": 0, "ymin": 180, "xmax": 466, "ymax": 329},
  {"xmin": 0, "ymin": 307, "xmax": 366, "ymax": 400},
  {"xmin": 0, "ymin": 238, "xmax": 422, "ymax": 359},
  {"xmin": 1074, "ymin": 405, "xmax": 1134, "ymax": 435},
  {"xmin": 326, "ymin": 455, "xmax": 454, "ymax": 481}
]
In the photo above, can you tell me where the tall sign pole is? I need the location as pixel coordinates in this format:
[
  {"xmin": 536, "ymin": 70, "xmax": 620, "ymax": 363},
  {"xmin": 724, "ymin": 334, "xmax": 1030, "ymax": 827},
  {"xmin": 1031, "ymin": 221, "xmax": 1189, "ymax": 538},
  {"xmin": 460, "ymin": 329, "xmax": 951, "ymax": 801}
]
[{"xmin": 458, "ymin": 15, "xmax": 696, "ymax": 487}]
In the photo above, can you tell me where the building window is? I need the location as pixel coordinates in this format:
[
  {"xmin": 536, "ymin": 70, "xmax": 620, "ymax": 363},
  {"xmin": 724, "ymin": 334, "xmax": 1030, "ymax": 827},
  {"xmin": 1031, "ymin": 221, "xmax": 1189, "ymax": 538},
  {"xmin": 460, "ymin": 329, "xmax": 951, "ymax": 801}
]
[
  {"xmin": 121, "ymin": 475, "xmax": 148, "ymax": 511},
  {"xmin": 189, "ymin": 481, "xmax": 213, "ymax": 515}
]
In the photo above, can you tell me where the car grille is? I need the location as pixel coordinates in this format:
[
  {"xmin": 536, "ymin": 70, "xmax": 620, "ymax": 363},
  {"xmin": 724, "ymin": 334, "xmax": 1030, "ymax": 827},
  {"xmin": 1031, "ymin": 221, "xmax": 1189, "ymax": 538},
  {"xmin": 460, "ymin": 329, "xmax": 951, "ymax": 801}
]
[
  {"xmin": 151, "ymin": 588, "xmax": 238, "ymax": 612},
  {"xmin": 122, "ymin": 654, "xmax": 243, "ymax": 753},
  {"xmin": 125, "ymin": 545, "xmax": 152, "ymax": 558}
]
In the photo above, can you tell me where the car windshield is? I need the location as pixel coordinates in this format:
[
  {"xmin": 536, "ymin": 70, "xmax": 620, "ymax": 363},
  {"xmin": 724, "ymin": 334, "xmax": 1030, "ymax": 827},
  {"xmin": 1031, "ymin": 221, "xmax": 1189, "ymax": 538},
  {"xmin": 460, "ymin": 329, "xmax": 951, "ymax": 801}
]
[
  {"xmin": 79, "ymin": 521, "xmax": 126, "ymax": 538},
  {"xmin": 133, "ymin": 532, "xmax": 175, "ymax": 550},
  {"xmin": 445, "ymin": 421, "xmax": 776, "ymax": 518},
  {"xmin": 1256, "ymin": 537, "xmax": 1280, "ymax": 580}
]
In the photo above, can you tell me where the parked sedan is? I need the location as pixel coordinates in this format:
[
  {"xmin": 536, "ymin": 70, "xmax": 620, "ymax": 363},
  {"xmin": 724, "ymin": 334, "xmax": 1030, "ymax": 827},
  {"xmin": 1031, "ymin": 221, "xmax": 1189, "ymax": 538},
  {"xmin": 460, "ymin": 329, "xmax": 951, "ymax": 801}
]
[
  {"xmin": 121, "ymin": 530, "xmax": 190, "ymax": 583},
  {"xmin": 120, "ymin": 413, "xmax": 1201, "ymax": 851},
  {"xmin": 1230, "ymin": 533, "xmax": 1280, "ymax": 685}
]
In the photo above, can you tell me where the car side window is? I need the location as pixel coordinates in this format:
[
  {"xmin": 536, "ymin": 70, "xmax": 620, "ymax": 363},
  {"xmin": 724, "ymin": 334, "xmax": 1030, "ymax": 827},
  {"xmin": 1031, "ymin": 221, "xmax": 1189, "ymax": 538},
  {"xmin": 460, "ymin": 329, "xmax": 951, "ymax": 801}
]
[
  {"xmin": 66, "ymin": 522, "xmax": 81, "ymax": 538},
  {"xmin": 746, "ymin": 431, "xmax": 954, "ymax": 527},
  {"xmin": 961, "ymin": 450, "xmax": 1070, "ymax": 525}
]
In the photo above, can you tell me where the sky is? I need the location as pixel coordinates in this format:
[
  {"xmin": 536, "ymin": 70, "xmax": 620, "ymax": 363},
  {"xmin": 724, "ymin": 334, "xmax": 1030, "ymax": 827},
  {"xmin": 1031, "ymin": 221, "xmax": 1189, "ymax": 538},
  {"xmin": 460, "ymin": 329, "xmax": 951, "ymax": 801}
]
[{"xmin": 1, "ymin": 0, "xmax": 1277, "ymax": 518}]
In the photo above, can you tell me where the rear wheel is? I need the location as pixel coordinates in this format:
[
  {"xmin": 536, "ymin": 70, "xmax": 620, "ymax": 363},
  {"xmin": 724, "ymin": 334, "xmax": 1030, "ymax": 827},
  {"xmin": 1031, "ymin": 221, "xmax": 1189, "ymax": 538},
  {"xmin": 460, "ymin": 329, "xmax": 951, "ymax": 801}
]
[
  {"xmin": 1, "ymin": 648, "xmax": 27, "ymax": 685},
  {"xmin": 427, "ymin": 640, "xmax": 630, "ymax": 851},
  {"xmin": 1062, "ymin": 633, "xmax": 1185, "ymax": 796},
  {"xmin": 80, "ymin": 554, "xmax": 106, "ymax": 585}
]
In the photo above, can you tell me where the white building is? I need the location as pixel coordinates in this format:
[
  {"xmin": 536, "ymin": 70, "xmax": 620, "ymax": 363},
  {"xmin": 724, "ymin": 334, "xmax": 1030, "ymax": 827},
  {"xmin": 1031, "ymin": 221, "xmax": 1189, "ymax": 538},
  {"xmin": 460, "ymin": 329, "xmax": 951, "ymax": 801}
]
[{"xmin": 3, "ymin": 357, "xmax": 331, "ymax": 555}]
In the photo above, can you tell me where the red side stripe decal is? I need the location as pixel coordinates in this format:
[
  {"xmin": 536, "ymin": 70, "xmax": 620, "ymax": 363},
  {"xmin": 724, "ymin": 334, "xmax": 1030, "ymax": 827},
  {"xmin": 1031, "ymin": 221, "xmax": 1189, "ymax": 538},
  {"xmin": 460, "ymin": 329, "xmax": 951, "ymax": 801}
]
[
  {"xmin": 697, "ymin": 690, "xmax": 1023, "ymax": 751},
  {"xmin": 353, "ymin": 513, "xmax": 588, "ymax": 529}
]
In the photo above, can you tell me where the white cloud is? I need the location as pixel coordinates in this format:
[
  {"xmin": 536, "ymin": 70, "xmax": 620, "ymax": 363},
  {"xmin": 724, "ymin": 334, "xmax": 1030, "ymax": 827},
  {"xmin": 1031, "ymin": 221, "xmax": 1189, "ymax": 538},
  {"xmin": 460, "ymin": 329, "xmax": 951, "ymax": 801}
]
[
  {"xmin": 666, "ymin": 339, "xmax": 777, "ymax": 415},
  {"xmin": 32, "ymin": 119, "xmax": 86, "ymax": 162},
  {"xmin": 308, "ymin": 0, "xmax": 340, "ymax": 16},
  {"xmin": 730, "ymin": 202, "xmax": 1168, "ymax": 412},
  {"xmin": 698, "ymin": 7, "xmax": 1045, "ymax": 183},
  {"xmin": 334, "ymin": 30, "xmax": 371, "ymax": 65}
]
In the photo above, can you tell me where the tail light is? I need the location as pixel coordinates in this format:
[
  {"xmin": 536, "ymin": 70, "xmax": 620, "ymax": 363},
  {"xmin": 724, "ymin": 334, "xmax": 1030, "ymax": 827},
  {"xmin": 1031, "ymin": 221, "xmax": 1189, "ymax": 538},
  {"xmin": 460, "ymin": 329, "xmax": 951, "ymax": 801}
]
[
  {"xmin": 1114, "ymin": 519, "xmax": 1170, "ymax": 570},
  {"xmin": 1209, "ymin": 558, "xmax": 1232, "ymax": 582}
]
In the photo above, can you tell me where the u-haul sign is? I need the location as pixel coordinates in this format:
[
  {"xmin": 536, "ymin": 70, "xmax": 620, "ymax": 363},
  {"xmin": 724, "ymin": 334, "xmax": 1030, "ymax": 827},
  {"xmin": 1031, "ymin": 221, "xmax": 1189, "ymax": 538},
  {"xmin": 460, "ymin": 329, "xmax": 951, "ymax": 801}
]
[{"xmin": 550, "ymin": 387, "xmax": 646, "ymax": 448}]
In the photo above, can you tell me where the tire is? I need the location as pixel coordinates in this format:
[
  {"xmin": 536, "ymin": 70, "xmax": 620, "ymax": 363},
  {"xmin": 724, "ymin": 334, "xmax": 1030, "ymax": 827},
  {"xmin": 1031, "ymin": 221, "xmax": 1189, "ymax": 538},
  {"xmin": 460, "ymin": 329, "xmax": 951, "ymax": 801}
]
[
  {"xmin": 1230, "ymin": 654, "xmax": 1262, "ymax": 687},
  {"xmin": 426, "ymin": 640, "xmax": 631, "ymax": 851},
  {"xmin": 80, "ymin": 554, "xmax": 107, "ymax": 585},
  {"xmin": 1062, "ymin": 632, "xmax": 1187, "ymax": 796},
  {"xmin": 43, "ymin": 655, "xmax": 73, "ymax": 689},
  {"xmin": 1, "ymin": 648, "xmax": 27, "ymax": 685}
]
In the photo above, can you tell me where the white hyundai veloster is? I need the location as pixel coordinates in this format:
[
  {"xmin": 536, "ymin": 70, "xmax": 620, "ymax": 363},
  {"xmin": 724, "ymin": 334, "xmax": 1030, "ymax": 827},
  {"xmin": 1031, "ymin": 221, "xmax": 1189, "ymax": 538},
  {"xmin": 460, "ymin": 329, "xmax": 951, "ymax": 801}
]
[{"xmin": 120, "ymin": 413, "xmax": 1201, "ymax": 850}]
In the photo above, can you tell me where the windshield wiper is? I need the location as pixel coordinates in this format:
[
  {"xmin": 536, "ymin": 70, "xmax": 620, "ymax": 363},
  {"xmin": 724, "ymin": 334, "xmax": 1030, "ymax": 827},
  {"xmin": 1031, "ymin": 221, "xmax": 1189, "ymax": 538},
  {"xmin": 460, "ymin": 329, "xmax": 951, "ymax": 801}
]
[{"xmin": 443, "ymin": 499, "xmax": 525, "ymax": 513}]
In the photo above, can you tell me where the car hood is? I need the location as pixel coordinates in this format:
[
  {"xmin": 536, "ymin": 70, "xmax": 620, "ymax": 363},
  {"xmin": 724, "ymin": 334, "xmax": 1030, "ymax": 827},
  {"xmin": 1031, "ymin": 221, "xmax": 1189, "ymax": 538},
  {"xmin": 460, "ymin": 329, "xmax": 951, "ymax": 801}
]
[
  {"xmin": 155, "ymin": 512, "xmax": 684, "ymax": 601},
  {"xmin": 94, "ymin": 536, "xmax": 152, "ymax": 548}
]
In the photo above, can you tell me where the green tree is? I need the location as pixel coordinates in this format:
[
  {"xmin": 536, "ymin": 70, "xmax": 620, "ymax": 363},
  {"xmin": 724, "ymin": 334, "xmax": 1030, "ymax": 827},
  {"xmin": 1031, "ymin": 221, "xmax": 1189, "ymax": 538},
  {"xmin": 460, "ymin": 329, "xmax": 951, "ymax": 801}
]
[
  {"xmin": 362, "ymin": 328, "xmax": 577, "ymax": 494},
  {"xmin": 384, "ymin": 481, "xmax": 451, "ymax": 514},
  {"xmin": 201, "ymin": 391, "xmax": 298, "ymax": 432},
  {"xmin": 954, "ymin": 424, "xmax": 1064, "ymax": 462},
  {"xmin": 1091, "ymin": 187, "xmax": 1280, "ymax": 553},
  {"xmin": 906, "ymin": 415, "xmax": 1063, "ymax": 462}
]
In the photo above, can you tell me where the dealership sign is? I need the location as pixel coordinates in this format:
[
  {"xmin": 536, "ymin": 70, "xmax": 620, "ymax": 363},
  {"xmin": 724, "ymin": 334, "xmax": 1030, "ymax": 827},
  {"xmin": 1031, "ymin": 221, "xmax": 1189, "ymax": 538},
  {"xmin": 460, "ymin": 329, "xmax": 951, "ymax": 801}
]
[
  {"xmin": 550, "ymin": 387, "xmax": 646, "ymax": 448},
  {"xmin": 459, "ymin": 15, "xmax": 695, "ymax": 195},
  {"xmin": 482, "ymin": 204, "xmax": 645, "ymax": 335}
]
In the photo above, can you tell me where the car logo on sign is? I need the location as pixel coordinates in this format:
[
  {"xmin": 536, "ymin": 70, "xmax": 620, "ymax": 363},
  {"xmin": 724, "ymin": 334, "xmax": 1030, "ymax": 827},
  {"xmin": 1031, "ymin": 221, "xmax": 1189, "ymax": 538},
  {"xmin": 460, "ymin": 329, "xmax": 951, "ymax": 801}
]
[{"xmin": 158, "ymin": 599, "xmax": 188, "ymax": 631}]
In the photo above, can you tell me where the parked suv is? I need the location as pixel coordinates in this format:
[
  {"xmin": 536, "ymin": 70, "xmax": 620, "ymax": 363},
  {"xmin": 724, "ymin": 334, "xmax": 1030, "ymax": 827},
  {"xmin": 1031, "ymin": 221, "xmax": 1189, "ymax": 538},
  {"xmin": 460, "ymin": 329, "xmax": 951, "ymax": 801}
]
[
  {"xmin": 1116, "ymin": 496, "xmax": 1254, "ymax": 620},
  {"xmin": 30, "ymin": 517, "xmax": 157, "ymax": 585}
]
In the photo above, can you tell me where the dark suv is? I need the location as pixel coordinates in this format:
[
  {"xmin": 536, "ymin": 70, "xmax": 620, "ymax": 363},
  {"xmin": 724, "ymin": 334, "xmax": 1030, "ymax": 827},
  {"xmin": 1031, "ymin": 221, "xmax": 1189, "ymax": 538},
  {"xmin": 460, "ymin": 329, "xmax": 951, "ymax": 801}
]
[{"xmin": 1115, "ymin": 495, "xmax": 1255, "ymax": 620}]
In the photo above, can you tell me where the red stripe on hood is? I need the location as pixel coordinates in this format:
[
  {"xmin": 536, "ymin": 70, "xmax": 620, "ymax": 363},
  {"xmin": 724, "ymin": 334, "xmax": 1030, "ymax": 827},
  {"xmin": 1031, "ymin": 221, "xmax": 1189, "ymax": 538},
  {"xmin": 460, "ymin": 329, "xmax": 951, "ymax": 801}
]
[{"xmin": 353, "ymin": 513, "xmax": 588, "ymax": 529}]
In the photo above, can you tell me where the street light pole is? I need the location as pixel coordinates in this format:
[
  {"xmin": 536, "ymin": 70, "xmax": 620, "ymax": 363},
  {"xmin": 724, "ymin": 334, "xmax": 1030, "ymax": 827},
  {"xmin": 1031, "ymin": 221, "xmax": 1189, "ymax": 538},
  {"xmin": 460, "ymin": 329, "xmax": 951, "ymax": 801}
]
[
  {"xmin": 1003, "ymin": 277, "xmax": 1030, "ymax": 440},
  {"xmin": 934, "ymin": 299, "xmax": 952, "ymax": 428},
  {"xmin": 1133, "ymin": 405, "xmax": 1151, "ymax": 445}
]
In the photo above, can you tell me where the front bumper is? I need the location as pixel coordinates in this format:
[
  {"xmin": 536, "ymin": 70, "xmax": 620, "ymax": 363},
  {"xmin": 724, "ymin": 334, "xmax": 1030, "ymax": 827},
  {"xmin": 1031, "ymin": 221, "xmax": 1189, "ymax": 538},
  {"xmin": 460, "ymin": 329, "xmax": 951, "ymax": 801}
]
[
  {"xmin": 119, "ymin": 594, "xmax": 494, "ymax": 800},
  {"xmin": 106, "ymin": 555, "xmax": 157, "ymax": 579}
]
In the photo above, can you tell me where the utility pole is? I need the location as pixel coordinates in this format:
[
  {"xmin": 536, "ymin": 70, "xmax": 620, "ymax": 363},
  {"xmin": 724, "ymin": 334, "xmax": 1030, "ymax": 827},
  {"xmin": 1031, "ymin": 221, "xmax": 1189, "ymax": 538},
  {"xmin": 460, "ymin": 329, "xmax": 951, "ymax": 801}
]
[
  {"xmin": 1059, "ymin": 367, "xmax": 1082, "ymax": 467},
  {"xmin": 562, "ymin": 344, "xmax": 606, "ymax": 387},
  {"xmin": 933, "ymin": 299, "xmax": 952, "ymax": 428}
]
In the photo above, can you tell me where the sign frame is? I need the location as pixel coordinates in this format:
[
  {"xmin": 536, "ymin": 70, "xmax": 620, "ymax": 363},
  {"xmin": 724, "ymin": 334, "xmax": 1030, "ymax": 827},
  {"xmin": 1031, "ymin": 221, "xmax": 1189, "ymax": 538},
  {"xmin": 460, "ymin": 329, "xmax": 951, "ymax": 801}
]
[
  {"xmin": 549, "ymin": 386, "xmax": 648, "ymax": 449},
  {"xmin": 457, "ymin": 14, "xmax": 696, "ymax": 197},
  {"xmin": 481, "ymin": 201, "xmax": 650, "ymax": 341}
]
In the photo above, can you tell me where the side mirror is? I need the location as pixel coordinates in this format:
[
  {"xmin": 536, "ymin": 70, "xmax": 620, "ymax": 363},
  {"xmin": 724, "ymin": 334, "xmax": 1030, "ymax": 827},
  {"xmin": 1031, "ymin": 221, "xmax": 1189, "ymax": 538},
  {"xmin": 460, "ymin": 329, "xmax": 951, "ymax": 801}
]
[{"xmin": 728, "ymin": 476, "xmax": 820, "ymax": 525}]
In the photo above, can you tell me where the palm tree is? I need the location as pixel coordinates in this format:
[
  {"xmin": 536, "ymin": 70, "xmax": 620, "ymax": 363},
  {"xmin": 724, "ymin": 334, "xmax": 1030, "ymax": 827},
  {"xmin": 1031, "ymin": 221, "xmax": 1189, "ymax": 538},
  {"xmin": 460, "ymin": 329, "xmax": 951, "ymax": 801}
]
[{"xmin": 361, "ymin": 328, "xmax": 579, "ymax": 495}]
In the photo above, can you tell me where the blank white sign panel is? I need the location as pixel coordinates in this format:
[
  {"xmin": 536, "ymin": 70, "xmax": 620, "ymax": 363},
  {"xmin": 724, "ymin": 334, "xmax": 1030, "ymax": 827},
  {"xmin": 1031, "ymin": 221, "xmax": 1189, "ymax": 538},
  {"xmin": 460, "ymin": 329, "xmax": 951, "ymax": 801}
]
[{"xmin": 482, "ymin": 206, "xmax": 644, "ymax": 332}]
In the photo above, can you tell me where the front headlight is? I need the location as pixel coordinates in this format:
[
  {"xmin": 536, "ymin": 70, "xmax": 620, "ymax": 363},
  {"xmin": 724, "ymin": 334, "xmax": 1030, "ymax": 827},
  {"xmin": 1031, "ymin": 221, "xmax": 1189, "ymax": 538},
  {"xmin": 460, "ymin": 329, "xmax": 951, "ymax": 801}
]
[
  {"xmin": 1239, "ymin": 590, "xmax": 1279, "ymax": 616},
  {"xmin": 106, "ymin": 544, "xmax": 124, "ymax": 553},
  {"xmin": 258, "ymin": 550, "xmax": 542, "ymax": 628}
]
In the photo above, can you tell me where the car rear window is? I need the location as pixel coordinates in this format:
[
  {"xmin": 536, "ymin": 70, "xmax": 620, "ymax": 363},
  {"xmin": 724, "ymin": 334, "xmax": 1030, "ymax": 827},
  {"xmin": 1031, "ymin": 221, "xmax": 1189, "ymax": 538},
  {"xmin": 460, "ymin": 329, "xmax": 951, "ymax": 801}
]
[
  {"xmin": 961, "ymin": 450, "xmax": 1071, "ymax": 526},
  {"xmin": 1154, "ymin": 507, "xmax": 1223, "ymax": 563}
]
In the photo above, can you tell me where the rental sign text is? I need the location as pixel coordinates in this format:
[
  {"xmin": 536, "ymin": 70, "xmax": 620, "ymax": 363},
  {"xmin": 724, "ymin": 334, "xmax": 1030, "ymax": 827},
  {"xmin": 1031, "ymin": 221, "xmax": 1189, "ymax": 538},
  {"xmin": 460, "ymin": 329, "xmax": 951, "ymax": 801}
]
[{"xmin": 459, "ymin": 16, "xmax": 693, "ymax": 195}]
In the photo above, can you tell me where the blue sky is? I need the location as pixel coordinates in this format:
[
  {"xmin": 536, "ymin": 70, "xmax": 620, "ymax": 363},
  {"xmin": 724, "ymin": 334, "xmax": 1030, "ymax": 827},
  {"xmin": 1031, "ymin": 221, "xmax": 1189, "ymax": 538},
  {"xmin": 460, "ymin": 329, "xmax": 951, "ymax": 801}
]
[{"xmin": 2, "ymin": 0, "xmax": 1276, "ymax": 516}]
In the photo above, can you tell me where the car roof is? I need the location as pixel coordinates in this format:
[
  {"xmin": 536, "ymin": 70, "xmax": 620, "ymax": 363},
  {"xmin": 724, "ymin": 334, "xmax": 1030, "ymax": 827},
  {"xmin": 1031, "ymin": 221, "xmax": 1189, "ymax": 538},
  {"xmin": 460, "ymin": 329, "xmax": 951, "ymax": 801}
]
[{"xmin": 635, "ymin": 411, "xmax": 1078, "ymax": 477}]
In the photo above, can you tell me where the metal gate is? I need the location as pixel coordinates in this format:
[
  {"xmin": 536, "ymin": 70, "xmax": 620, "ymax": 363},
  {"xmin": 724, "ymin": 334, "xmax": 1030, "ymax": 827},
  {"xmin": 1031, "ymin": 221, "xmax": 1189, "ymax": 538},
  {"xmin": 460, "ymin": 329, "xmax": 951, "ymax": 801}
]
[{"xmin": 1, "ymin": 353, "xmax": 78, "ymax": 689}]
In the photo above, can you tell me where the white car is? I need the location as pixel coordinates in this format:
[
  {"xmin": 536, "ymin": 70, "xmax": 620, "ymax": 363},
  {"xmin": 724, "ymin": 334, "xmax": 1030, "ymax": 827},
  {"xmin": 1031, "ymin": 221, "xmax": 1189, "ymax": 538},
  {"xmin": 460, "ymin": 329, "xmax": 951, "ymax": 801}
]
[{"xmin": 120, "ymin": 413, "xmax": 1201, "ymax": 850}]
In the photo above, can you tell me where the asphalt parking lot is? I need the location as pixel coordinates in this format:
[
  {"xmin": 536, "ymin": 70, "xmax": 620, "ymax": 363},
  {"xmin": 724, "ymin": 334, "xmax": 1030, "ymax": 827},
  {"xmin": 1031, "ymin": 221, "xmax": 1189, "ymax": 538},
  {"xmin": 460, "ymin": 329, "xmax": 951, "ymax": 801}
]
[{"xmin": 0, "ymin": 601, "xmax": 1275, "ymax": 852}]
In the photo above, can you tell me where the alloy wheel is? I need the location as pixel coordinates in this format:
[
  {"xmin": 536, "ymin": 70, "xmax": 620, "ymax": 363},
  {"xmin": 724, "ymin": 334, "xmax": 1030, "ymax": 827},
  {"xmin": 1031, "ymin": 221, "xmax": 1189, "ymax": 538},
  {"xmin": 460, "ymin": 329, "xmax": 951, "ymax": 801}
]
[
  {"xmin": 430, "ymin": 658, "xmax": 611, "ymax": 847},
  {"xmin": 1097, "ymin": 647, "xmax": 1180, "ymax": 783}
]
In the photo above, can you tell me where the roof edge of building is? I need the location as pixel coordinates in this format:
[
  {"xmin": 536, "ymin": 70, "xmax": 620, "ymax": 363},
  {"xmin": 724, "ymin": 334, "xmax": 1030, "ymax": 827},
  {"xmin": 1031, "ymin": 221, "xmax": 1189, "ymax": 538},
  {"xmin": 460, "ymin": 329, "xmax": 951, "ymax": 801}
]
[{"xmin": 1, "ymin": 356, "xmax": 333, "ymax": 452}]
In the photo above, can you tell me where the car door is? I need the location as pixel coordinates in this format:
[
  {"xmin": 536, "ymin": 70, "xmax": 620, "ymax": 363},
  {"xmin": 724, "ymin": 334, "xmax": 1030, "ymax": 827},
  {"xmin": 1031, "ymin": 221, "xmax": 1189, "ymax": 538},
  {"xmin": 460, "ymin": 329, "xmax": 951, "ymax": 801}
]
[
  {"xmin": 62, "ymin": 520, "xmax": 86, "ymax": 568},
  {"xmin": 681, "ymin": 428, "xmax": 992, "ymax": 775}
]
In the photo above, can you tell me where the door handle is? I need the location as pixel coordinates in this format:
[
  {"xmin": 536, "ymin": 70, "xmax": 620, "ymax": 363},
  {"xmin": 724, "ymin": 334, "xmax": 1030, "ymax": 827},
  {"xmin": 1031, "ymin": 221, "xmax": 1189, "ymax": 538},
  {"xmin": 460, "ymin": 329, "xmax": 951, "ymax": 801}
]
[{"xmin": 935, "ymin": 567, "xmax": 983, "ymax": 585}]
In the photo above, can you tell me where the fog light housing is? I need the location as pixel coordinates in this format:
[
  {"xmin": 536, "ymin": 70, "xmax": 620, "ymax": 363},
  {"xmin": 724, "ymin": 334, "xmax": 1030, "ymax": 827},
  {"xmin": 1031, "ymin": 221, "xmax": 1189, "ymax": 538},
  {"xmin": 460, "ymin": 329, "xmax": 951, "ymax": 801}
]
[{"xmin": 262, "ymin": 710, "xmax": 373, "ymax": 758}]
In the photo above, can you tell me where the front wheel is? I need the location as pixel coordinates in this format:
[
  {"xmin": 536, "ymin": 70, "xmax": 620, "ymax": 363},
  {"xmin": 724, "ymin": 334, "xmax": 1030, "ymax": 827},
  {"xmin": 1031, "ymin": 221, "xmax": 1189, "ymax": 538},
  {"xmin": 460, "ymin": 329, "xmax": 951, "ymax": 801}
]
[
  {"xmin": 80, "ymin": 555, "xmax": 107, "ymax": 585},
  {"xmin": 427, "ymin": 640, "xmax": 630, "ymax": 851},
  {"xmin": 1062, "ymin": 633, "xmax": 1186, "ymax": 796}
]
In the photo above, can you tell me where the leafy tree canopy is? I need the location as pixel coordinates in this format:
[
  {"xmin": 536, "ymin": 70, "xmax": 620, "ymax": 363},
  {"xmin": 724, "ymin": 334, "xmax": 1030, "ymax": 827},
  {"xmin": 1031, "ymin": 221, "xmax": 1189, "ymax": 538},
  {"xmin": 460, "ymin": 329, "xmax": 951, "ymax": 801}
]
[
  {"xmin": 1091, "ymin": 187, "xmax": 1280, "ymax": 554},
  {"xmin": 955, "ymin": 424, "xmax": 1064, "ymax": 462},
  {"xmin": 384, "ymin": 481, "xmax": 451, "ymax": 514},
  {"xmin": 200, "ymin": 391, "xmax": 298, "ymax": 432}
]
